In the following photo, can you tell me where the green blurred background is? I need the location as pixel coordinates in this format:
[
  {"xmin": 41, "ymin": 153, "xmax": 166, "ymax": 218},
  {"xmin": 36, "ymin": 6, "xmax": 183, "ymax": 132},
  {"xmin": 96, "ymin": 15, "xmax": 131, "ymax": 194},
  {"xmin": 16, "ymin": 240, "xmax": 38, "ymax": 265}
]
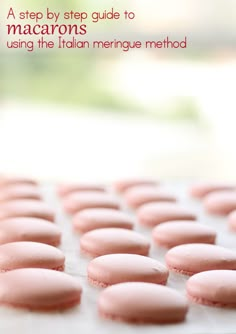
[
  {"xmin": 1, "ymin": 0, "xmax": 236, "ymax": 181},
  {"xmin": 2, "ymin": 0, "xmax": 222, "ymax": 119}
]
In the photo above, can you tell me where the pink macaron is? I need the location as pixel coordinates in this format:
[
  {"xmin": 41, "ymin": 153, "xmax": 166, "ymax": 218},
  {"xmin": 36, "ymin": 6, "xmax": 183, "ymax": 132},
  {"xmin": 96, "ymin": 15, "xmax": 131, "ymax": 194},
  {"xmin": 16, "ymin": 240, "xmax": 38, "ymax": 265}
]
[
  {"xmin": 0, "ymin": 268, "xmax": 82, "ymax": 311},
  {"xmin": 228, "ymin": 210, "xmax": 236, "ymax": 232},
  {"xmin": 113, "ymin": 178, "xmax": 158, "ymax": 193},
  {"xmin": 152, "ymin": 222, "xmax": 216, "ymax": 249},
  {"xmin": 87, "ymin": 253, "xmax": 169, "ymax": 287},
  {"xmin": 124, "ymin": 186, "xmax": 176, "ymax": 209},
  {"xmin": 0, "ymin": 241, "xmax": 65, "ymax": 272},
  {"xmin": 0, "ymin": 176, "xmax": 38, "ymax": 188},
  {"xmin": 187, "ymin": 270, "xmax": 236, "ymax": 308},
  {"xmin": 0, "ymin": 200, "xmax": 55, "ymax": 222},
  {"xmin": 165, "ymin": 243, "xmax": 236, "ymax": 276},
  {"xmin": 0, "ymin": 217, "xmax": 61, "ymax": 246},
  {"xmin": 0, "ymin": 184, "xmax": 42, "ymax": 202},
  {"xmin": 80, "ymin": 228, "xmax": 150, "ymax": 258},
  {"xmin": 73, "ymin": 208, "xmax": 134, "ymax": 233},
  {"xmin": 63, "ymin": 192, "xmax": 120, "ymax": 215},
  {"xmin": 98, "ymin": 282, "xmax": 188, "ymax": 324},
  {"xmin": 203, "ymin": 191, "xmax": 236, "ymax": 215},
  {"xmin": 189, "ymin": 182, "xmax": 236, "ymax": 199},
  {"xmin": 57, "ymin": 183, "xmax": 106, "ymax": 197},
  {"xmin": 137, "ymin": 202, "xmax": 196, "ymax": 227}
]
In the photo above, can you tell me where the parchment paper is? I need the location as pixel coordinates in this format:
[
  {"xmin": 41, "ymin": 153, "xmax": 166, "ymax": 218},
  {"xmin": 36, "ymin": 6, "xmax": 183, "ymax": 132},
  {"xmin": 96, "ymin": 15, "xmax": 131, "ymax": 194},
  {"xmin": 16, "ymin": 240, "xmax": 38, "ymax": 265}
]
[{"xmin": 1, "ymin": 182, "xmax": 235, "ymax": 334}]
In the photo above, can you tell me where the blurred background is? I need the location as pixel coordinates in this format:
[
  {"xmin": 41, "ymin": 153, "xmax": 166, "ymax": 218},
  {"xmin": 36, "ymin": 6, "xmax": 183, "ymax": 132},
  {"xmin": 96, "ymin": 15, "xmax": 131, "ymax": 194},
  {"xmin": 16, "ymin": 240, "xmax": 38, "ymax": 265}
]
[{"xmin": 1, "ymin": 0, "xmax": 236, "ymax": 182}]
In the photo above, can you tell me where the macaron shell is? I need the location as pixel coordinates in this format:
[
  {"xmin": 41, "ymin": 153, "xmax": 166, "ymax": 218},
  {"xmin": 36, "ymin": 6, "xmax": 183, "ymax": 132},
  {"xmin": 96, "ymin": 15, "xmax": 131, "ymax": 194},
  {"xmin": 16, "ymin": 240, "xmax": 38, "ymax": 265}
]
[
  {"xmin": 187, "ymin": 270, "xmax": 236, "ymax": 307},
  {"xmin": 98, "ymin": 282, "xmax": 188, "ymax": 323},
  {"xmin": 152, "ymin": 222, "xmax": 216, "ymax": 249},
  {"xmin": 124, "ymin": 186, "xmax": 176, "ymax": 209},
  {"xmin": 0, "ymin": 185, "xmax": 42, "ymax": 202},
  {"xmin": 57, "ymin": 183, "xmax": 106, "ymax": 197},
  {"xmin": 113, "ymin": 179, "xmax": 158, "ymax": 193},
  {"xmin": 137, "ymin": 202, "xmax": 196, "ymax": 227},
  {"xmin": 0, "ymin": 242, "xmax": 65, "ymax": 272},
  {"xmin": 87, "ymin": 254, "xmax": 169, "ymax": 287},
  {"xmin": 0, "ymin": 268, "xmax": 82, "ymax": 310},
  {"xmin": 203, "ymin": 191, "xmax": 236, "ymax": 215},
  {"xmin": 228, "ymin": 210, "xmax": 236, "ymax": 231},
  {"xmin": 73, "ymin": 208, "xmax": 134, "ymax": 233},
  {"xmin": 0, "ymin": 200, "xmax": 55, "ymax": 222},
  {"xmin": 166, "ymin": 244, "xmax": 236, "ymax": 276},
  {"xmin": 80, "ymin": 228, "xmax": 150, "ymax": 258},
  {"xmin": 189, "ymin": 182, "xmax": 236, "ymax": 199},
  {"xmin": 63, "ymin": 192, "xmax": 120, "ymax": 214},
  {"xmin": 0, "ymin": 217, "xmax": 61, "ymax": 246},
  {"xmin": 0, "ymin": 176, "xmax": 37, "ymax": 188}
]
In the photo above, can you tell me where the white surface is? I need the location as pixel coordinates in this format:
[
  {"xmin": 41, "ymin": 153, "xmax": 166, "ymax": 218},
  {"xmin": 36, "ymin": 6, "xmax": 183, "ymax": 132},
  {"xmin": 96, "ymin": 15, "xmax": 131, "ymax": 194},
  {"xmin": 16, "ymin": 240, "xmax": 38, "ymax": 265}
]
[
  {"xmin": 2, "ymin": 103, "xmax": 236, "ymax": 181},
  {"xmin": 1, "ymin": 182, "xmax": 236, "ymax": 334}
]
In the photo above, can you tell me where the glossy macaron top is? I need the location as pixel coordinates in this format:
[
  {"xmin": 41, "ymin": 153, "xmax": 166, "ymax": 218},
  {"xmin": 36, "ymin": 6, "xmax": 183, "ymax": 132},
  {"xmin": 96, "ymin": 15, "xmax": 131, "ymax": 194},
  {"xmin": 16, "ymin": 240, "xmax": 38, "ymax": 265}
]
[
  {"xmin": 88, "ymin": 253, "xmax": 169, "ymax": 287},
  {"xmin": 0, "ymin": 241, "xmax": 65, "ymax": 272},
  {"xmin": 186, "ymin": 270, "xmax": 236, "ymax": 307},
  {"xmin": 152, "ymin": 222, "xmax": 216, "ymax": 249},
  {"xmin": 165, "ymin": 243, "xmax": 236, "ymax": 276},
  {"xmin": 124, "ymin": 186, "xmax": 176, "ymax": 209},
  {"xmin": 228, "ymin": 210, "xmax": 236, "ymax": 231},
  {"xmin": 113, "ymin": 178, "xmax": 158, "ymax": 193},
  {"xmin": 203, "ymin": 191, "xmax": 236, "ymax": 216},
  {"xmin": 98, "ymin": 282, "xmax": 188, "ymax": 323},
  {"xmin": 80, "ymin": 228, "xmax": 150, "ymax": 258},
  {"xmin": 73, "ymin": 208, "xmax": 134, "ymax": 233},
  {"xmin": 189, "ymin": 182, "xmax": 236, "ymax": 199},
  {"xmin": 137, "ymin": 202, "xmax": 196, "ymax": 227},
  {"xmin": 57, "ymin": 183, "xmax": 106, "ymax": 197},
  {"xmin": 0, "ymin": 268, "xmax": 82, "ymax": 310},
  {"xmin": 63, "ymin": 192, "xmax": 120, "ymax": 214},
  {"xmin": 0, "ymin": 200, "xmax": 55, "ymax": 222},
  {"xmin": 0, "ymin": 217, "xmax": 61, "ymax": 246},
  {"xmin": 0, "ymin": 184, "xmax": 42, "ymax": 202}
]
